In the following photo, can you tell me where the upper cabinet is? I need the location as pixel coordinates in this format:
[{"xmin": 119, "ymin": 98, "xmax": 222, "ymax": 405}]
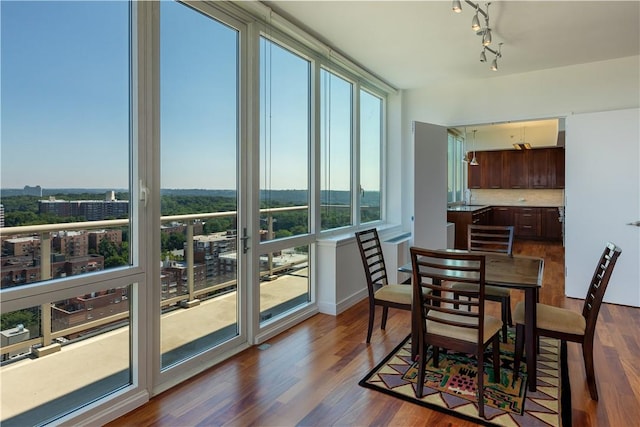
[
  {"xmin": 503, "ymin": 150, "xmax": 529, "ymax": 189},
  {"xmin": 468, "ymin": 147, "xmax": 565, "ymax": 189}
]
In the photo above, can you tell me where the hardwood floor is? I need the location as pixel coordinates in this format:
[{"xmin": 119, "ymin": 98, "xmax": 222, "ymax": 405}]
[{"xmin": 108, "ymin": 241, "xmax": 640, "ymax": 426}]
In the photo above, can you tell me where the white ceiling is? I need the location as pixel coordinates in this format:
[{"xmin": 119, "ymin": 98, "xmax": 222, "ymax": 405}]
[
  {"xmin": 264, "ymin": 0, "xmax": 638, "ymax": 142},
  {"xmin": 265, "ymin": 1, "xmax": 640, "ymax": 90}
]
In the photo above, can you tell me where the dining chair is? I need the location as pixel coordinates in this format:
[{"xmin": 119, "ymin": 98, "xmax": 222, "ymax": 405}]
[
  {"xmin": 355, "ymin": 229, "xmax": 415, "ymax": 343},
  {"xmin": 512, "ymin": 242, "xmax": 622, "ymax": 400},
  {"xmin": 410, "ymin": 247, "xmax": 502, "ymax": 419},
  {"xmin": 451, "ymin": 224, "xmax": 515, "ymax": 342}
]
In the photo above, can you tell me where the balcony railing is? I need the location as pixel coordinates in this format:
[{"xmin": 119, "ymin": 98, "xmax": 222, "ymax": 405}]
[{"xmin": 1, "ymin": 206, "xmax": 310, "ymax": 359}]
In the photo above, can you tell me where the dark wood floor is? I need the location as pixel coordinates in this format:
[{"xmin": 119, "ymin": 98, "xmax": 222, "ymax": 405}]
[{"xmin": 108, "ymin": 241, "xmax": 640, "ymax": 426}]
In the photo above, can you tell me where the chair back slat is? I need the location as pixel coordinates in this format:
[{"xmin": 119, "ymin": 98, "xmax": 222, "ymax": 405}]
[
  {"xmin": 468, "ymin": 225, "xmax": 514, "ymax": 255},
  {"xmin": 355, "ymin": 229, "xmax": 389, "ymax": 295},
  {"xmin": 410, "ymin": 247, "xmax": 486, "ymax": 342},
  {"xmin": 582, "ymin": 242, "xmax": 622, "ymax": 333}
]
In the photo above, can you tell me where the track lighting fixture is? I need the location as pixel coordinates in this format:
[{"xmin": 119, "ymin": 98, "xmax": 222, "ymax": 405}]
[
  {"xmin": 470, "ymin": 130, "xmax": 479, "ymax": 166},
  {"xmin": 471, "ymin": 6, "xmax": 481, "ymax": 31},
  {"xmin": 490, "ymin": 43, "xmax": 503, "ymax": 71},
  {"xmin": 451, "ymin": 1, "xmax": 504, "ymax": 71}
]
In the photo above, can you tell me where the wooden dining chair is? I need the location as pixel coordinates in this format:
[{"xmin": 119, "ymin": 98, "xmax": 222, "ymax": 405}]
[
  {"xmin": 410, "ymin": 247, "xmax": 502, "ymax": 419},
  {"xmin": 513, "ymin": 242, "xmax": 622, "ymax": 400},
  {"xmin": 451, "ymin": 224, "xmax": 515, "ymax": 342},
  {"xmin": 355, "ymin": 229, "xmax": 415, "ymax": 343}
]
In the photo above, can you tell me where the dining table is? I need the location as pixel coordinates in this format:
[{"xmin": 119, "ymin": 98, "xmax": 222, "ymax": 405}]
[{"xmin": 399, "ymin": 250, "xmax": 544, "ymax": 392}]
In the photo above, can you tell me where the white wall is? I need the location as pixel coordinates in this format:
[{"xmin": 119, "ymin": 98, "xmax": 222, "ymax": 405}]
[
  {"xmin": 565, "ymin": 109, "xmax": 640, "ymax": 307},
  {"xmin": 393, "ymin": 56, "xmax": 639, "ymax": 304}
]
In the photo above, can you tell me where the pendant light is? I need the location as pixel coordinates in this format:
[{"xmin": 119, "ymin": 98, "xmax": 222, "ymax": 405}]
[
  {"xmin": 470, "ymin": 130, "xmax": 479, "ymax": 166},
  {"xmin": 462, "ymin": 127, "xmax": 470, "ymax": 162}
]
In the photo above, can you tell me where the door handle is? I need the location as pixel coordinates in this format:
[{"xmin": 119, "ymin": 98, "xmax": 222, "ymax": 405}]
[
  {"xmin": 240, "ymin": 227, "xmax": 250, "ymax": 253},
  {"xmin": 627, "ymin": 221, "xmax": 640, "ymax": 227}
]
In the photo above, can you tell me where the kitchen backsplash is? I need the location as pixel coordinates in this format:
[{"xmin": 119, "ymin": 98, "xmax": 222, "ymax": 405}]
[{"xmin": 470, "ymin": 189, "xmax": 564, "ymax": 207}]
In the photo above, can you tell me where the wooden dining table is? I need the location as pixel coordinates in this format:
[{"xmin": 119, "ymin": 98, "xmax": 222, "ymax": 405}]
[{"xmin": 399, "ymin": 250, "xmax": 544, "ymax": 392}]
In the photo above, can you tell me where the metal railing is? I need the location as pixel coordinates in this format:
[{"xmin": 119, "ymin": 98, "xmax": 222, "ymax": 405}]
[{"xmin": 1, "ymin": 205, "xmax": 310, "ymax": 359}]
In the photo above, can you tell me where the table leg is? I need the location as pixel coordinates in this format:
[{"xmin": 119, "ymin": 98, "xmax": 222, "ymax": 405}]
[{"xmin": 526, "ymin": 287, "xmax": 537, "ymax": 392}]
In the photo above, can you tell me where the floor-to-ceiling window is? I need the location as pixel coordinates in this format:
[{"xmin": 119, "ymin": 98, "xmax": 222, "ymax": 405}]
[
  {"xmin": 159, "ymin": 0, "xmax": 242, "ymax": 371},
  {"xmin": 0, "ymin": 1, "xmax": 390, "ymax": 424},
  {"xmin": 0, "ymin": 1, "xmax": 138, "ymax": 425},
  {"xmin": 258, "ymin": 36, "xmax": 312, "ymax": 324},
  {"xmin": 320, "ymin": 69, "xmax": 353, "ymax": 231},
  {"xmin": 359, "ymin": 89, "xmax": 383, "ymax": 224}
]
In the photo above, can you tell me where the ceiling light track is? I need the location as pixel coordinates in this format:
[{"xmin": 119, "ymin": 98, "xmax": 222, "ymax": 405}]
[{"xmin": 452, "ymin": 1, "xmax": 504, "ymax": 71}]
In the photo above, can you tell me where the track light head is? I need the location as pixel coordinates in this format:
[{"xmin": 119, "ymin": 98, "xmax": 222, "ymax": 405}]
[
  {"xmin": 482, "ymin": 28, "xmax": 492, "ymax": 46},
  {"xmin": 480, "ymin": 49, "xmax": 487, "ymax": 62},
  {"xmin": 452, "ymin": 0, "xmax": 462, "ymax": 13},
  {"xmin": 491, "ymin": 57, "xmax": 498, "ymax": 71},
  {"xmin": 471, "ymin": 12, "xmax": 481, "ymax": 31}
]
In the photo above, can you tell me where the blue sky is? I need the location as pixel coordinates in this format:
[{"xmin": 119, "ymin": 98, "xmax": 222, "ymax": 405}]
[{"xmin": 1, "ymin": 1, "xmax": 379, "ymax": 192}]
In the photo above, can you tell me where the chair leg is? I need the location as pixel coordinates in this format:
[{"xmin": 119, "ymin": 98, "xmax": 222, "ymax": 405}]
[
  {"xmin": 433, "ymin": 346, "xmax": 440, "ymax": 368},
  {"xmin": 477, "ymin": 345, "xmax": 485, "ymax": 419},
  {"xmin": 366, "ymin": 302, "xmax": 375, "ymax": 344},
  {"xmin": 381, "ymin": 306, "xmax": 389, "ymax": 330},
  {"xmin": 583, "ymin": 339, "xmax": 599, "ymax": 400},
  {"xmin": 500, "ymin": 297, "xmax": 510, "ymax": 343},
  {"xmin": 492, "ymin": 335, "xmax": 500, "ymax": 383},
  {"xmin": 453, "ymin": 293, "xmax": 460, "ymax": 310},
  {"xmin": 506, "ymin": 296, "xmax": 513, "ymax": 326},
  {"xmin": 416, "ymin": 341, "xmax": 427, "ymax": 398},
  {"xmin": 513, "ymin": 323, "xmax": 525, "ymax": 376}
]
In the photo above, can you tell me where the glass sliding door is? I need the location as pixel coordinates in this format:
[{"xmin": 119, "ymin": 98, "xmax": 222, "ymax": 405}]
[
  {"xmin": 0, "ymin": 1, "xmax": 136, "ymax": 425},
  {"xmin": 159, "ymin": 1, "xmax": 241, "ymax": 369},
  {"xmin": 258, "ymin": 37, "xmax": 311, "ymax": 324}
]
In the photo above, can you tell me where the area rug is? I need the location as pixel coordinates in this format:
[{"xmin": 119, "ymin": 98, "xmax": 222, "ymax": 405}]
[{"xmin": 359, "ymin": 332, "xmax": 571, "ymax": 427}]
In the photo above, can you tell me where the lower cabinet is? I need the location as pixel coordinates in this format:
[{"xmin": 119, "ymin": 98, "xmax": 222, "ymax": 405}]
[
  {"xmin": 489, "ymin": 206, "xmax": 563, "ymax": 241},
  {"xmin": 542, "ymin": 207, "xmax": 563, "ymax": 241},
  {"xmin": 514, "ymin": 207, "xmax": 541, "ymax": 238},
  {"xmin": 449, "ymin": 205, "xmax": 562, "ymax": 246}
]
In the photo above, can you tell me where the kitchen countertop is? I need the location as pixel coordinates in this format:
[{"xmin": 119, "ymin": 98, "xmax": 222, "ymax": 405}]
[{"xmin": 447, "ymin": 205, "xmax": 490, "ymax": 212}]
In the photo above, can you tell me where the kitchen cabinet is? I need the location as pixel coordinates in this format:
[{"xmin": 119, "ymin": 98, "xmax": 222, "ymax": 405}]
[
  {"xmin": 468, "ymin": 147, "xmax": 565, "ymax": 189},
  {"xmin": 454, "ymin": 205, "xmax": 563, "ymax": 242},
  {"xmin": 503, "ymin": 150, "xmax": 528, "ymax": 189},
  {"xmin": 553, "ymin": 148, "xmax": 565, "ymax": 188},
  {"xmin": 542, "ymin": 207, "xmax": 563, "ymax": 241},
  {"xmin": 528, "ymin": 149, "xmax": 553, "ymax": 188},
  {"xmin": 491, "ymin": 206, "xmax": 513, "ymax": 226},
  {"xmin": 514, "ymin": 207, "xmax": 541, "ymax": 238},
  {"xmin": 468, "ymin": 158, "xmax": 482, "ymax": 189},
  {"xmin": 483, "ymin": 151, "xmax": 503, "ymax": 188},
  {"xmin": 447, "ymin": 206, "xmax": 492, "ymax": 249}
]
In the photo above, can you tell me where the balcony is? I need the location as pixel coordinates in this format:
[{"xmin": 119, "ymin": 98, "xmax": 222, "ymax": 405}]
[{"xmin": 0, "ymin": 209, "xmax": 310, "ymax": 426}]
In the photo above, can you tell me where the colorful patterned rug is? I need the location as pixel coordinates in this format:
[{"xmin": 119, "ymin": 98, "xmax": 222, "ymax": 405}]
[{"xmin": 359, "ymin": 331, "xmax": 571, "ymax": 426}]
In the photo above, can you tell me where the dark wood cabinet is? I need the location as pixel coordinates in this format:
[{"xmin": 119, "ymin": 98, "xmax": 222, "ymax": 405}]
[
  {"xmin": 468, "ymin": 147, "xmax": 564, "ymax": 189},
  {"xmin": 503, "ymin": 150, "xmax": 528, "ymax": 189},
  {"xmin": 451, "ymin": 205, "xmax": 563, "ymax": 243},
  {"xmin": 491, "ymin": 206, "xmax": 513, "ymax": 226},
  {"xmin": 514, "ymin": 207, "xmax": 541, "ymax": 238},
  {"xmin": 483, "ymin": 151, "xmax": 503, "ymax": 189},
  {"xmin": 542, "ymin": 207, "xmax": 563, "ymax": 241},
  {"xmin": 468, "ymin": 159, "xmax": 482, "ymax": 189},
  {"xmin": 528, "ymin": 149, "xmax": 553, "ymax": 188},
  {"xmin": 553, "ymin": 148, "xmax": 565, "ymax": 188},
  {"xmin": 447, "ymin": 207, "xmax": 492, "ymax": 249}
]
